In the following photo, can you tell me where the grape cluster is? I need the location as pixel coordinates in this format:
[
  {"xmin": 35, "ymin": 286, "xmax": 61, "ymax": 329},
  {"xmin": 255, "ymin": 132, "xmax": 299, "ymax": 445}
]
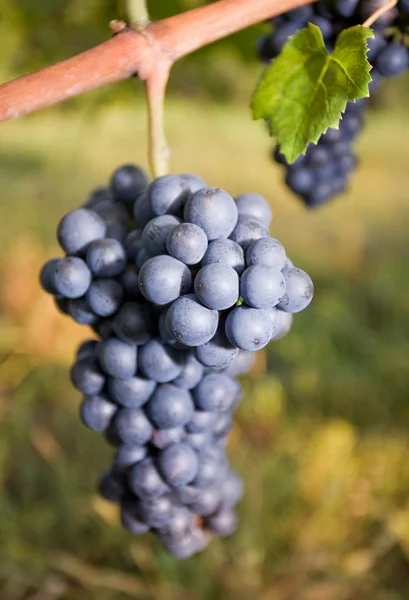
[
  {"xmin": 40, "ymin": 164, "xmax": 313, "ymax": 558},
  {"xmin": 258, "ymin": 0, "xmax": 409, "ymax": 207}
]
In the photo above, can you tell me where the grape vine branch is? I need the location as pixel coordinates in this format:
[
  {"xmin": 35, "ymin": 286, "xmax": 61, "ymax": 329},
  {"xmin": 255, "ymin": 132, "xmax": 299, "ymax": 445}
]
[{"xmin": 0, "ymin": 0, "xmax": 315, "ymax": 175}]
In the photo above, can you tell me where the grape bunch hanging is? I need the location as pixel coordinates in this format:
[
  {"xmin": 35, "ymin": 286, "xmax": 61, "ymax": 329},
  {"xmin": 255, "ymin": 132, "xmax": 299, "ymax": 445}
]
[
  {"xmin": 40, "ymin": 165, "xmax": 313, "ymax": 558},
  {"xmin": 258, "ymin": 0, "xmax": 409, "ymax": 207}
]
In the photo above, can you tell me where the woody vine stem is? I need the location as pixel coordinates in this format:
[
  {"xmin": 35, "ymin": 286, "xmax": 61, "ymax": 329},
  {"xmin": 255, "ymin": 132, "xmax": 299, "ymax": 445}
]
[{"xmin": 0, "ymin": 0, "xmax": 317, "ymax": 177}]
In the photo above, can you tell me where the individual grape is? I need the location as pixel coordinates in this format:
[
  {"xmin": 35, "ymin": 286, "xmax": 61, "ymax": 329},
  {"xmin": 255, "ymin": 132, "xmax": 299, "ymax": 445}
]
[
  {"xmin": 229, "ymin": 218, "xmax": 269, "ymax": 251},
  {"xmin": 162, "ymin": 528, "xmax": 210, "ymax": 558},
  {"xmin": 285, "ymin": 166, "xmax": 315, "ymax": 196},
  {"xmin": 204, "ymin": 445, "xmax": 229, "ymax": 468},
  {"xmin": 273, "ymin": 146, "xmax": 290, "ymax": 165},
  {"xmin": 135, "ymin": 247, "xmax": 152, "ymax": 270},
  {"xmin": 67, "ymin": 298, "xmax": 98, "ymax": 325},
  {"xmin": 220, "ymin": 470, "xmax": 243, "ymax": 508},
  {"xmin": 86, "ymin": 238, "xmax": 126, "ymax": 277},
  {"xmin": 146, "ymin": 384, "xmax": 194, "ymax": 429},
  {"xmin": 138, "ymin": 255, "xmax": 192, "ymax": 306},
  {"xmin": 184, "ymin": 188, "xmax": 238, "ymax": 240},
  {"xmin": 205, "ymin": 508, "xmax": 238, "ymax": 537},
  {"xmin": 267, "ymin": 307, "xmax": 294, "ymax": 340},
  {"xmin": 166, "ymin": 223, "xmax": 208, "ymax": 265},
  {"xmin": 193, "ymin": 372, "xmax": 241, "ymax": 413},
  {"xmin": 245, "ymin": 237, "xmax": 286, "ymax": 269},
  {"xmin": 90, "ymin": 198, "xmax": 129, "ymax": 225},
  {"xmin": 201, "ymin": 238, "xmax": 245, "ymax": 275},
  {"xmin": 375, "ymin": 43, "xmax": 409, "ymax": 77},
  {"xmin": 57, "ymin": 208, "xmax": 106, "ymax": 255},
  {"xmin": 157, "ymin": 506, "xmax": 195, "ymax": 541},
  {"xmin": 180, "ymin": 173, "xmax": 206, "ymax": 194},
  {"xmin": 120, "ymin": 501, "xmax": 150, "ymax": 535},
  {"xmin": 98, "ymin": 469, "xmax": 125, "ymax": 503},
  {"xmin": 141, "ymin": 215, "xmax": 181, "ymax": 256},
  {"xmin": 75, "ymin": 339, "xmax": 98, "ymax": 361},
  {"xmin": 341, "ymin": 111, "xmax": 364, "ymax": 142},
  {"xmin": 133, "ymin": 190, "xmax": 154, "ymax": 228},
  {"xmin": 166, "ymin": 294, "xmax": 218, "ymax": 347},
  {"xmin": 190, "ymin": 487, "xmax": 222, "ymax": 517},
  {"xmin": 240, "ymin": 265, "xmax": 286, "ymax": 309},
  {"xmin": 172, "ymin": 353, "xmax": 204, "ymax": 390},
  {"xmin": 54, "ymin": 297, "xmax": 70, "ymax": 317},
  {"xmin": 305, "ymin": 144, "xmax": 330, "ymax": 167},
  {"xmin": 52, "ymin": 257, "xmax": 91, "ymax": 299},
  {"xmin": 86, "ymin": 279, "xmax": 123, "ymax": 317},
  {"xmin": 70, "ymin": 357, "xmax": 105, "ymax": 395},
  {"xmin": 320, "ymin": 126, "xmax": 343, "ymax": 145},
  {"xmin": 333, "ymin": 0, "xmax": 359, "ymax": 17},
  {"xmin": 79, "ymin": 394, "xmax": 117, "ymax": 432},
  {"xmin": 212, "ymin": 411, "xmax": 233, "ymax": 439},
  {"xmin": 223, "ymin": 350, "xmax": 255, "ymax": 376},
  {"xmin": 128, "ymin": 458, "xmax": 168, "ymax": 499},
  {"xmin": 97, "ymin": 338, "xmax": 137, "ymax": 379},
  {"xmin": 277, "ymin": 267, "xmax": 314, "ymax": 313},
  {"xmin": 149, "ymin": 174, "xmax": 188, "ymax": 217},
  {"xmin": 108, "ymin": 375, "xmax": 156, "ymax": 408},
  {"xmin": 124, "ymin": 229, "xmax": 143, "ymax": 261},
  {"xmin": 112, "ymin": 408, "xmax": 153, "ymax": 445},
  {"xmin": 172, "ymin": 484, "xmax": 199, "ymax": 505},
  {"xmin": 234, "ymin": 193, "xmax": 272, "ymax": 227},
  {"xmin": 105, "ymin": 220, "xmax": 128, "ymax": 242},
  {"xmin": 184, "ymin": 430, "xmax": 212, "ymax": 451},
  {"xmin": 86, "ymin": 186, "xmax": 115, "ymax": 208},
  {"xmin": 138, "ymin": 493, "xmax": 175, "ymax": 528},
  {"xmin": 112, "ymin": 302, "xmax": 154, "ymax": 345},
  {"xmin": 225, "ymin": 305, "xmax": 273, "ymax": 351},
  {"xmin": 151, "ymin": 427, "xmax": 185, "ymax": 449},
  {"xmin": 194, "ymin": 264, "xmax": 239, "ymax": 310},
  {"xmin": 113, "ymin": 445, "xmax": 148, "ymax": 470},
  {"xmin": 158, "ymin": 307, "xmax": 176, "ymax": 345},
  {"xmin": 158, "ymin": 443, "xmax": 199, "ymax": 487},
  {"xmin": 193, "ymin": 453, "xmax": 226, "ymax": 489},
  {"xmin": 40, "ymin": 258, "xmax": 61, "ymax": 294},
  {"xmin": 185, "ymin": 411, "xmax": 217, "ymax": 434},
  {"xmin": 195, "ymin": 329, "xmax": 238, "ymax": 369},
  {"xmin": 138, "ymin": 339, "xmax": 185, "ymax": 383},
  {"xmin": 305, "ymin": 182, "xmax": 333, "ymax": 207},
  {"xmin": 110, "ymin": 164, "xmax": 149, "ymax": 206},
  {"xmin": 119, "ymin": 266, "xmax": 141, "ymax": 300},
  {"xmin": 92, "ymin": 319, "xmax": 114, "ymax": 341}
]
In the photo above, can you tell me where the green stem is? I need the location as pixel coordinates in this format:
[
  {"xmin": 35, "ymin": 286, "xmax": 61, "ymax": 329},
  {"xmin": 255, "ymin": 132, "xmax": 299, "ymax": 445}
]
[
  {"xmin": 145, "ymin": 62, "xmax": 171, "ymax": 178},
  {"xmin": 362, "ymin": 0, "xmax": 397, "ymax": 28},
  {"xmin": 126, "ymin": 0, "xmax": 150, "ymax": 30}
]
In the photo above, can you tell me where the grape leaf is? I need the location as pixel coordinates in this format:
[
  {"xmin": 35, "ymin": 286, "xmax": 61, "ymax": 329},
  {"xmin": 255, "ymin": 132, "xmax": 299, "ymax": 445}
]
[{"xmin": 251, "ymin": 24, "xmax": 373, "ymax": 163}]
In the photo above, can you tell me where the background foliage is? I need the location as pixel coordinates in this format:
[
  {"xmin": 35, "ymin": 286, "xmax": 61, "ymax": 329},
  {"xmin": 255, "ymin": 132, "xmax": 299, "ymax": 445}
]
[{"xmin": 1, "ymin": 2, "xmax": 409, "ymax": 599}]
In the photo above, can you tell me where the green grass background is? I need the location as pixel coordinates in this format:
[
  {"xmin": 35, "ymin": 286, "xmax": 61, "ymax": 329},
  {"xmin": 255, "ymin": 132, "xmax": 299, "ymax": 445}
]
[{"xmin": 1, "ymin": 95, "xmax": 409, "ymax": 599}]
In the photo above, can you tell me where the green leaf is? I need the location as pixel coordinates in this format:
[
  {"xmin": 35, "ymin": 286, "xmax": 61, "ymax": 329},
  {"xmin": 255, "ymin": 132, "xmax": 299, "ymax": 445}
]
[{"xmin": 251, "ymin": 24, "xmax": 374, "ymax": 163}]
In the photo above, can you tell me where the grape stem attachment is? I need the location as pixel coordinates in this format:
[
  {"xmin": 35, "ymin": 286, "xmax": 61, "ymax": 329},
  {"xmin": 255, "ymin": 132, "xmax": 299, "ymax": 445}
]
[
  {"xmin": 126, "ymin": 0, "xmax": 150, "ymax": 30},
  {"xmin": 145, "ymin": 60, "xmax": 171, "ymax": 177},
  {"xmin": 362, "ymin": 0, "xmax": 398, "ymax": 28}
]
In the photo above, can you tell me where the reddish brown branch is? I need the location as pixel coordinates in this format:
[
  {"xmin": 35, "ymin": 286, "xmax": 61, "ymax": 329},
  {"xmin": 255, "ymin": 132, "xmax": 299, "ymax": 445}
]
[{"xmin": 0, "ymin": 0, "xmax": 314, "ymax": 124}]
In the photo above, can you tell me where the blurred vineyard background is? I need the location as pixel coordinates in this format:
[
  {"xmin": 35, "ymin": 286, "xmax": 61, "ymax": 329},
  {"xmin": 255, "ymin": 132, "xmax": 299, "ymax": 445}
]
[{"xmin": 1, "ymin": 1, "xmax": 409, "ymax": 599}]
